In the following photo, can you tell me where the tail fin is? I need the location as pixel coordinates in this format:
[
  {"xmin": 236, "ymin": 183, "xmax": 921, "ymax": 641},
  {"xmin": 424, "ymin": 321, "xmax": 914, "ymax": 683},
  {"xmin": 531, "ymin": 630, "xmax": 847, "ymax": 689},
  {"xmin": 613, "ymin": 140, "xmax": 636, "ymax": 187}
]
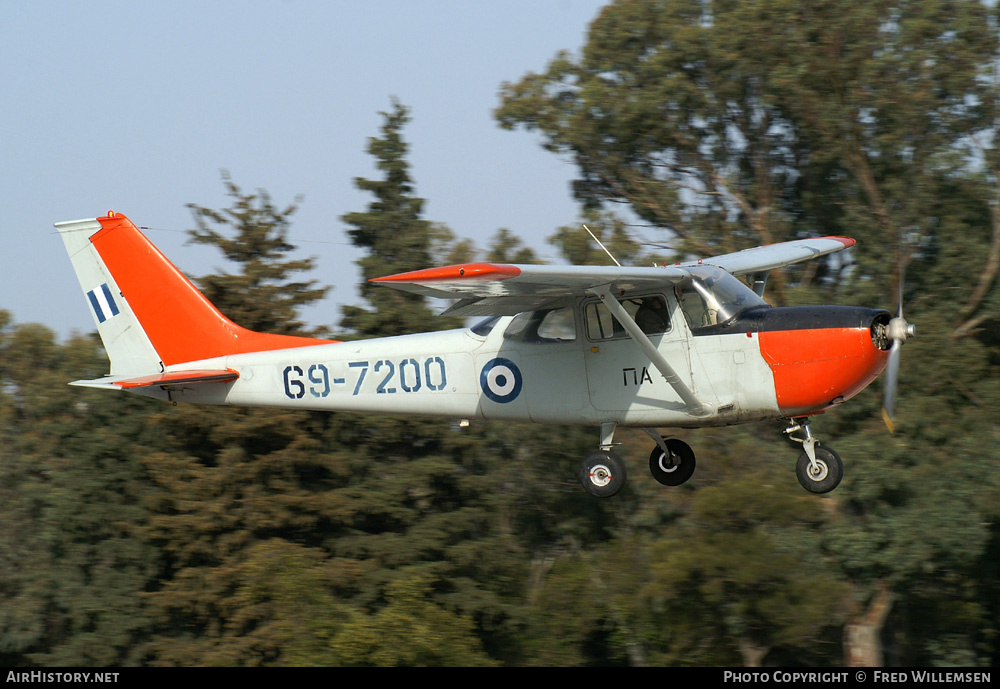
[{"xmin": 56, "ymin": 212, "xmax": 331, "ymax": 377}]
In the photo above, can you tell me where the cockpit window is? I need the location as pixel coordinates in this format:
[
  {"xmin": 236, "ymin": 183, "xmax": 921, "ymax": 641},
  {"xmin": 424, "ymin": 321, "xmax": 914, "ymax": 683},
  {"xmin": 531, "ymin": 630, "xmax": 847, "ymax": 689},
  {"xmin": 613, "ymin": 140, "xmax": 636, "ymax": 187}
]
[
  {"xmin": 677, "ymin": 266, "xmax": 769, "ymax": 328},
  {"xmin": 504, "ymin": 307, "xmax": 576, "ymax": 343}
]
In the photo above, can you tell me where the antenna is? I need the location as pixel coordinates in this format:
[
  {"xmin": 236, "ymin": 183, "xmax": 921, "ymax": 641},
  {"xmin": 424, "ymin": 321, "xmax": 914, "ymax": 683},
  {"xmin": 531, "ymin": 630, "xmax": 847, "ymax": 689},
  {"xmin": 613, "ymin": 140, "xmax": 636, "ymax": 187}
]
[{"xmin": 583, "ymin": 224, "xmax": 621, "ymax": 267}]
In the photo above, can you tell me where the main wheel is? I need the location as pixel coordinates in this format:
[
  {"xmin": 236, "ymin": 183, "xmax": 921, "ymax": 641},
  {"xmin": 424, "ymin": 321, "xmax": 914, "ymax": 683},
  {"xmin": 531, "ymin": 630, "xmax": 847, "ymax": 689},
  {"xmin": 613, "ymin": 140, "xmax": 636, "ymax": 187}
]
[
  {"xmin": 580, "ymin": 450, "xmax": 627, "ymax": 498},
  {"xmin": 649, "ymin": 438, "xmax": 696, "ymax": 486},
  {"xmin": 795, "ymin": 446, "xmax": 843, "ymax": 494}
]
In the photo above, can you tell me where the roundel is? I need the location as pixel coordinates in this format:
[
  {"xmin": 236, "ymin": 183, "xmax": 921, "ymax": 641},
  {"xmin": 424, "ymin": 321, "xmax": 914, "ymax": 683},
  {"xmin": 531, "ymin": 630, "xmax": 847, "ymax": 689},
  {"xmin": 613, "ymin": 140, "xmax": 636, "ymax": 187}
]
[{"xmin": 479, "ymin": 358, "xmax": 522, "ymax": 403}]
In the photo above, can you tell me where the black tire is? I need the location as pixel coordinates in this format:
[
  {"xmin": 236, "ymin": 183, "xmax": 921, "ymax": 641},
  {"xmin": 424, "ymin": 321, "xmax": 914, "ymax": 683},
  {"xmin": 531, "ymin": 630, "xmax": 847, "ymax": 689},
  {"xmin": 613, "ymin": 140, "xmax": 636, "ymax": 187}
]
[
  {"xmin": 795, "ymin": 446, "xmax": 843, "ymax": 494},
  {"xmin": 580, "ymin": 450, "xmax": 627, "ymax": 498},
  {"xmin": 649, "ymin": 438, "xmax": 696, "ymax": 486}
]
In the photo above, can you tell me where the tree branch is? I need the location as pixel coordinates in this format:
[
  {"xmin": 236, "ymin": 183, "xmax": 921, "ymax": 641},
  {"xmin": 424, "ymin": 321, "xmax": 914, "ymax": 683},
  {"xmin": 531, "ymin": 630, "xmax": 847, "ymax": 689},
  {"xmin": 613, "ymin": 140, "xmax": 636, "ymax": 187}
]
[{"xmin": 953, "ymin": 175, "xmax": 1000, "ymax": 339}]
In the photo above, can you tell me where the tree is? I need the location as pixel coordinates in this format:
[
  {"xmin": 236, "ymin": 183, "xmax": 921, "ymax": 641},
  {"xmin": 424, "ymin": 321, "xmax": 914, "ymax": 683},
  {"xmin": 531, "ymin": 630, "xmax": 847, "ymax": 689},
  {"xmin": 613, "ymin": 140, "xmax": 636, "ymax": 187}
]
[
  {"xmin": 485, "ymin": 228, "xmax": 539, "ymax": 264},
  {"xmin": 496, "ymin": 0, "xmax": 998, "ymax": 304},
  {"xmin": 187, "ymin": 172, "xmax": 329, "ymax": 335},
  {"xmin": 498, "ymin": 0, "xmax": 1000, "ymax": 665},
  {"xmin": 0, "ymin": 315, "xmax": 159, "ymax": 666},
  {"xmin": 340, "ymin": 100, "xmax": 446, "ymax": 338},
  {"xmin": 547, "ymin": 209, "xmax": 667, "ymax": 267},
  {"xmin": 138, "ymin": 184, "xmax": 349, "ymax": 666},
  {"xmin": 496, "ymin": 0, "xmax": 806, "ymax": 265},
  {"xmin": 636, "ymin": 478, "xmax": 848, "ymax": 666},
  {"xmin": 329, "ymin": 571, "xmax": 497, "ymax": 666}
]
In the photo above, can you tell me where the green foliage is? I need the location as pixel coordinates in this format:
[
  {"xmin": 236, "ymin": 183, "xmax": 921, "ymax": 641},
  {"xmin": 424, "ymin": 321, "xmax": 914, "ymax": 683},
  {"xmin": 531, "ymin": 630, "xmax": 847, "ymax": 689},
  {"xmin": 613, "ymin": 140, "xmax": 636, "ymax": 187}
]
[
  {"xmin": 329, "ymin": 570, "xmax": 497, "ymax": 666},
  {"xmin": 548, "ymin": 209, "xmax": 668, "ymax": 267},
  {"xmin": 188, "ymin": 172, "xmax": 329, "ymax": 336},
  {"xmin": 497, "ymin": 0, "xmax": 999, "ymax": 305},
  {"xmin": 485, "ymin": 228, "xmax": 539, "ymax": 264},
  {"xmin": 639, "ymin": 480, "xmax": 848, "ymax": 666},
  {"xmin": 340, "ymin": 100, "xmax": 448, "ymax": 338},
  {"xmin": 0, "ymin": 318, "xmax": 159, "ymax": 666},
  {"xmin": 133, "ymin": 403, "xmax": 354, "ymax": 665}
]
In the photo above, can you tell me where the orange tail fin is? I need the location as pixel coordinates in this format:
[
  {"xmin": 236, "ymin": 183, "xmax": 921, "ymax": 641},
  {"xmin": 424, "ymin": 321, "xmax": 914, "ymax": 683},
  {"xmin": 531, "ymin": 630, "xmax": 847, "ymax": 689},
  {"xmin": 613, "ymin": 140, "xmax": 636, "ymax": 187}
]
[{"xmin": 57, "ymin": 212, "xmax": 333, "ymax": 374}]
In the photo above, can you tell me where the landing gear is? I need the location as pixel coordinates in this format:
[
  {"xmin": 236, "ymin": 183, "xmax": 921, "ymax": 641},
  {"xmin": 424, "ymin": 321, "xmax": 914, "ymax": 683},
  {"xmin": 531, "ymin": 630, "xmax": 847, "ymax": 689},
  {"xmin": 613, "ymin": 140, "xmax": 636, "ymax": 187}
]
[
  {"xmin": 578, "ymin": 424, "xmax": 699, "ymax": 497},
  {"xmin": 647, "ymin": 437, "xmax": 696, "ymax": 486},
  {"xmin": 784, "ymin": 418, "xmax": 843, "ymax": 494},
  {"xmin": 578, "ymin": 422, "xmax": 627, "ymax": 497},
  {"xmin": 795, "ymin": 446, "xmax": 843, "ymax": 494},
  {"xmin": 580, "ymin": 450, "xmax": 627, "ymax": 498}
]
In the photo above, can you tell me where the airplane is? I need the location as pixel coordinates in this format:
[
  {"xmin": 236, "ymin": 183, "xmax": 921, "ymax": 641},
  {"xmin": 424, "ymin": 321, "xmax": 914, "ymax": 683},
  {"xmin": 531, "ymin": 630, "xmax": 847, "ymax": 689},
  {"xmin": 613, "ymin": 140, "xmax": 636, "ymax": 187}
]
[{"xmin": 55, "ymin": 211, "xmax": 914, "ymax": 497}]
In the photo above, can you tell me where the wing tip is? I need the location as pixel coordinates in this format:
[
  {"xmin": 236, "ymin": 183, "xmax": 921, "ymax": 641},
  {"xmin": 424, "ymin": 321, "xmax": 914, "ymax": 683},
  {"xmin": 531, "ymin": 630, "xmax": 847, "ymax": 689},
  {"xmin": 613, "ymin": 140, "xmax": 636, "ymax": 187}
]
[
  {"xmin": 372, "ymin": 263, "xmax": 521, "ymax": 283},
  {"xmin": 823, "ymin": 236, "xmax": 856, "ymax": 248}
]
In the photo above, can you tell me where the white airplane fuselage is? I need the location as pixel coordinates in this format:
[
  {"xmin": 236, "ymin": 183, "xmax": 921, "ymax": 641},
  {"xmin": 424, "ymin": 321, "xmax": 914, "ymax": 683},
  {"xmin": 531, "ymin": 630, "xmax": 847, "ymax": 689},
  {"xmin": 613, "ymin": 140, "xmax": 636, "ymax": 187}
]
[{"xmin": 138, "ymin": 297, "xmax": 888, "ymax": 430}]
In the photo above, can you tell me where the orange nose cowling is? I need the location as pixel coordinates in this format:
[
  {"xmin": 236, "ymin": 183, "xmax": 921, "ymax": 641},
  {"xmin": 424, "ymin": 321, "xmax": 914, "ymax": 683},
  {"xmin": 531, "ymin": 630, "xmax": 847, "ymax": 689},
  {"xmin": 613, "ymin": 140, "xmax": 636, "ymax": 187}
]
[{"xmin": 758, "ymin": 326, "xmax": 889, "ymax": 417}]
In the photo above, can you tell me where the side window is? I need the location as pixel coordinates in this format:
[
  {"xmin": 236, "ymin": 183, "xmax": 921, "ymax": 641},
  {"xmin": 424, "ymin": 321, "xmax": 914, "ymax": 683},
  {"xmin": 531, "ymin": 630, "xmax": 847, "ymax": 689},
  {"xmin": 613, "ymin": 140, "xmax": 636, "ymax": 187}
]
[
  {"xmin": 586, "ymin": 301, "xmax": 623, "ymax": 340},
  {"xmin": 504, "ymin": 307, "xmax": 576, "ymax": 343},
  {"xmin": 632, "ymin": 296, "xmax": 671, "ymax": 334},
  {"xmin": 585, "ymin": 295, "xmax": 670, "ymax": 340},
  {"xmin": 536, "ymin": 308, "xmax": 576, "ymax": 341}
]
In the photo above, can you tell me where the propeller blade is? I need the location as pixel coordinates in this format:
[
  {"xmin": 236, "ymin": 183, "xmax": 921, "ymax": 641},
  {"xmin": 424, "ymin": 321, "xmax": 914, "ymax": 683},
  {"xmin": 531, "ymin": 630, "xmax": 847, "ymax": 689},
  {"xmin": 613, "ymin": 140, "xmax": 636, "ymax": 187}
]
[
  {"xmin": 882, "ymin": 249, "xmax": 914, "ymax": 433},
  {"xmin": 881, "ymin": 310, "xmax": 914, "ymax": 433},
  {"xmin": 881, "ymin": 339, "xmax": 902, "ymax": 434}
]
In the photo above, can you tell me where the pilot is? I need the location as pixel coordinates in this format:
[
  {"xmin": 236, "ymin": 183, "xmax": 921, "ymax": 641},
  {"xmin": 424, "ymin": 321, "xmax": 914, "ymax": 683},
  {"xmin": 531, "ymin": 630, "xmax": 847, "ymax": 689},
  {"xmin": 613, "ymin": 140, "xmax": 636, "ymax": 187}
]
[{"xmin": 634, "ymin": 296, "xmax": 669, "ymax": 334}]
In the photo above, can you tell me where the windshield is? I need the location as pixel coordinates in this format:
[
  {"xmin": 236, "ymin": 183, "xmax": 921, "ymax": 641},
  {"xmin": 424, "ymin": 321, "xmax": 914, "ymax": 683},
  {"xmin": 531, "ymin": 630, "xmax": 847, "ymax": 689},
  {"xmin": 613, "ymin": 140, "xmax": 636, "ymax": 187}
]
[{"xmin": 678, "ymin": 266, "xmax": 769, "ymax": 328}]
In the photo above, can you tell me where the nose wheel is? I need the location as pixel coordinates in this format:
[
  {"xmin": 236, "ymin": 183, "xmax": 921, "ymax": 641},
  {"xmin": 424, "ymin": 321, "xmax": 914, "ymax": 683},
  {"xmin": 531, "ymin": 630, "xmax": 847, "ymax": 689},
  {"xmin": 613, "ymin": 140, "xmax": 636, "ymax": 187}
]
[
  {"xmin": 785, "ymin": 419, "xmax": 844, "ymax": 494},
  {"xmin": 795, "ymin": 447, "xmax": 843, "ymax": 493}
]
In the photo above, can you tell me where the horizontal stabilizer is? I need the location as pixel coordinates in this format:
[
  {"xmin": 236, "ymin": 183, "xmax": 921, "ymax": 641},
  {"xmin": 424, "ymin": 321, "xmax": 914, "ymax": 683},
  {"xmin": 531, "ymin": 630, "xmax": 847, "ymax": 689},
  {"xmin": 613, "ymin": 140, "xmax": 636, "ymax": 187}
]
[{"xmin": 71, "ymin": 369, "xmax": 239, "ymax": 390}]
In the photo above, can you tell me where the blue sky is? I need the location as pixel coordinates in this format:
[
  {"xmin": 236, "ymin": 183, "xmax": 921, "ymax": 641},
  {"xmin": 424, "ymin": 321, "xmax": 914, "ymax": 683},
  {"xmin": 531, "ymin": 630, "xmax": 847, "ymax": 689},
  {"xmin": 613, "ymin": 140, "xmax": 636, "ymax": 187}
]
[{"xmin": 1, "ymin": 0, "xmax": 608, "ymax": 338}]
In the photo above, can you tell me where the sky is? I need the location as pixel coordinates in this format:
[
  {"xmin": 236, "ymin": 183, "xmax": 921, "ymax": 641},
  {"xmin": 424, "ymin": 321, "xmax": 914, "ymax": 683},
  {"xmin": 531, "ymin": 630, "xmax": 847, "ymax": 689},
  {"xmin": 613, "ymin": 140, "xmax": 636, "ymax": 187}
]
[{"xmin": 1, "ymin": 0, "xmax": 609, "ymax": 339}]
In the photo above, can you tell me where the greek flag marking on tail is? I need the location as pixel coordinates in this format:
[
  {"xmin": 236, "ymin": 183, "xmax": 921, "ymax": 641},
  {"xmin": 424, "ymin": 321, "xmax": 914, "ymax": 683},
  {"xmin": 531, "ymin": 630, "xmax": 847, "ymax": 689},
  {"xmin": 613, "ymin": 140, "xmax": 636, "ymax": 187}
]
[{"xmin": 87, "ymin": 283, "xmax": 120, "ymax": 323}]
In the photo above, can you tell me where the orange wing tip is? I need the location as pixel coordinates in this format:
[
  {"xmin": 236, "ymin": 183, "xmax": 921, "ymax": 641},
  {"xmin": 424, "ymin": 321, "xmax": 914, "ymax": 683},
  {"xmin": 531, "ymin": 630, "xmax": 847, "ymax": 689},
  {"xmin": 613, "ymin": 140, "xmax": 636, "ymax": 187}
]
[
  {"xmin": 371, "ymin": 263, "xmax": 522, "ymax": 283},
  {"xmin": 822, "ymin": 236, "xmax": 856, "ymax": 248}
]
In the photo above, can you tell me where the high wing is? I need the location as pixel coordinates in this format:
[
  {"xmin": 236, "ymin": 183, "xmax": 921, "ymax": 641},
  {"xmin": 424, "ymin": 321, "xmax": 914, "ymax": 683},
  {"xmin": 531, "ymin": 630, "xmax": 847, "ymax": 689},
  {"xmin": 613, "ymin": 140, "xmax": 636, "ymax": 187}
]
[
  {"xmin": 372, "ymin": 236, "xmax": 855, "ymax": 316},
  {"xmin": 680, "ymin": 236, "xmax": 855, "ymax": 276},
  {"xmin": 372, "ymin": 262, "xmax": 691, "ymax": 317}
]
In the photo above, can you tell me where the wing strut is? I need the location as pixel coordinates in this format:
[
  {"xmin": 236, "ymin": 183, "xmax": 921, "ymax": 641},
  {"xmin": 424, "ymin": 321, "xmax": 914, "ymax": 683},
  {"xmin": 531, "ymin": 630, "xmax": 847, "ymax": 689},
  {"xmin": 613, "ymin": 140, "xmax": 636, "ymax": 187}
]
[{"xmin": 589, "ymin": 284, "xmax": 710, "ymax": 417}]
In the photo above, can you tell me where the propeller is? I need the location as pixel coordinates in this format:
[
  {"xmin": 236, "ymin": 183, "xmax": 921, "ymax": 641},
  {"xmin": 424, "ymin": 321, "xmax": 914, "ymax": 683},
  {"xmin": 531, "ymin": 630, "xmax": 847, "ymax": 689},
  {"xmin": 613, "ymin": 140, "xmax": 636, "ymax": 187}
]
[{"xmin": 880, "ymin": 282, "xmax": 916, "ymax": 433}]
